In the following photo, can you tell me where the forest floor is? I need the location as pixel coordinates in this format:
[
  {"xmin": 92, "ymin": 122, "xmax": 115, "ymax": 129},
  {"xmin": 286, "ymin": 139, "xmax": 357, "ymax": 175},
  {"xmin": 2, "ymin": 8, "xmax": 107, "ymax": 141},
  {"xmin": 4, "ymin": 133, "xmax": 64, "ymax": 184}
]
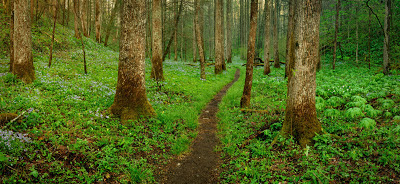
[{"xmin": 160, "ymin": 69, "xmax": 240, "ymax": 184}]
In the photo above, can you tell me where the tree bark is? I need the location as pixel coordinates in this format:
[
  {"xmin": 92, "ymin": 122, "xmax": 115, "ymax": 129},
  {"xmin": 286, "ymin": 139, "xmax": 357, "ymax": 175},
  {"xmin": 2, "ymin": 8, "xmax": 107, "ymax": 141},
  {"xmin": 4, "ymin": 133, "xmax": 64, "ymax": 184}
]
[
  {"xmin": 95, "ymin": 0, "xmax": 101, "ymax": 43},
  {"xmin": 282, "ymin": 0, "xmax": 322, "ymax": 148},
  {"xmin": 285, "ymin": 0, "xmax": 294, "ymax": 77},
  {"xmin": 192, "ymin": 3, "xmax": 197, "ymax": 63},
  {"xmin": 383, "ymin": 0, "xmax": 391, "ymax": 75},
  {"xmin": 151, "ymin": 0, "xmax": 164, "ymax": 81},
  {"xmin": 240, "ymin": 0, "xmax": 258, "ymax": 108},
  {"xmin": 104, "ymin": 0, "xmax": 119, "ymax": 46},
  {"xmin": 80, "ymin": 0, "xmax": 88, "ymax": 37},
  {"xmin": 73, "ymin": 0, "xmax": 80, "ymax": 38},
  {"xmin": 13, "ymin": 0, "xmax": 35, "ymax": 84},
  {"xmin": 214, "ymin": 0, "xmax": 224, "ymax": 74},
  {"xmin": 48, "ymin": 0, "xmax": 58, "ymax": 68},
  {"xmin": 162, "ymin": 0, "xmax": 183, "ymax": 61},
  {"xmin": 226, "ymin": 0, "xmax": 232, "ymax": 63},
  {"xmin": 195, "ymin": 0, "xmax": 206, "ymax": 79},
  {"xmin": 273, "ymin": 0, "xmax": 280, "ymax": 68},
  {"xmin": 263, "ymin": 0, "xmax": 271, "ymax": 75},
  {"xmin": 110, "ymin": 0, "xmax": 155, "ymax": 123},
  {"xmin": 73, "ymin": 0, "xmax": 87, "ymax": 74},
  {"xmin": 9, "ymin": 0, "xmax": 14, "ymax": 72},
  {"xmin": 333, "ymin": 0, "xmax": 340, "ymax": 70}
]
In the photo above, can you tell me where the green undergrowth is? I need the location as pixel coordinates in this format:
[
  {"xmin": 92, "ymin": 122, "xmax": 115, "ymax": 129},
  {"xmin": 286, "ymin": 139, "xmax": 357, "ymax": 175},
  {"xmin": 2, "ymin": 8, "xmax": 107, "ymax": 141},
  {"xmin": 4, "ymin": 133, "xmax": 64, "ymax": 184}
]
[
  {"xmin": 217, "ymin": 62, "xmax": 400, "ymax": 183},
  {"xmin": 0, "ymin": 21, "xmax": 237, "ymax": 183}
]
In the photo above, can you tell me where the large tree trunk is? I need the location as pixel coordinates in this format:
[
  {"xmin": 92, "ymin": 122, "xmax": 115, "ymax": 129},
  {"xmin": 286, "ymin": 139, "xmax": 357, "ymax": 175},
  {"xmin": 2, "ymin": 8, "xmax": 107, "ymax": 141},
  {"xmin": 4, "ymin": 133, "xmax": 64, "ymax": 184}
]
[
  {"xmin": 104, "ymin": 0, "xmax": 119, "ymax": 46},
  {"xmin": 73, "ymin": 0, "xmax": 80, "ymax": 38},
  {"xmin": 273, "ymin": 0, "xmax": 280, "ymax": 68},
  {"xmin": 240, "ymin": 0, "xmax": 258, "ymax": 108},
  {"xmin": 214, "ymin": 0, "xmax": 224, "ymax": 74},
  {"xmin": 150, "ymin": 0, "xmax": 164, "ymax": 81},
  {"xmin": 13, "ymin": 0, "xmax": 35, "ymax": 84},
  {"xmin": 282, "ymin": 0, "xmax": 322, "ymax": 148},
  {"xmin": 333, "ymin": 0, "xmax": 340, "ymax": 70},
  {"xmin": 263, "ymin": 0, "xmax": 271, "ymax": 75},
  {"xmin": 48, "ymin": 0, "xmax": 58, "ymax": 68},
  {"xmin": 285, "ymin": 0, "xmax": 294, "ymax": 78},
  {"xmin": 95, "ymin": 0, "xmax": 101, "ymax": 43},
  {"xmin": 383, "ymin": 0, "xmax": 391, "ymax": 75},
  {"xmin": 195, "ymin": 0, "xmax": 206, "ymax": 79},
  {"xmin": 226, "ymin": 0, "xmax": 232, "ymax": 63},
  {"xmin": 109, "ymin": 0, "xmax": 155, "ymax": 123},
  {"xmin": 9, "ymin": 0, "xmax": 14, "ymax": 72}
]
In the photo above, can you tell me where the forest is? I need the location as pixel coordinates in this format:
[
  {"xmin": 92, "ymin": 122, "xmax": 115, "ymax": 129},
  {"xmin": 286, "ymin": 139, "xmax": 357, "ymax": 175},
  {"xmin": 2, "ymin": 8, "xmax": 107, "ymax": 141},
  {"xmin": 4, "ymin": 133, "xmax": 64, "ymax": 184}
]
[{"xmin": 0, "ymin": 0, "xmax": 399, "ymax": 183}]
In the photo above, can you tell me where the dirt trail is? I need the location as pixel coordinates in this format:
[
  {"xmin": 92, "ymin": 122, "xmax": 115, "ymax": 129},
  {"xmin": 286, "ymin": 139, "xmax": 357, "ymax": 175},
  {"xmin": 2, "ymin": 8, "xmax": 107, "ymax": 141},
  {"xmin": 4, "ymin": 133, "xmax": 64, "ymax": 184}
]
[{"xmin": 161, "ymin": 69, "xmax": 240, "ymax": 184}]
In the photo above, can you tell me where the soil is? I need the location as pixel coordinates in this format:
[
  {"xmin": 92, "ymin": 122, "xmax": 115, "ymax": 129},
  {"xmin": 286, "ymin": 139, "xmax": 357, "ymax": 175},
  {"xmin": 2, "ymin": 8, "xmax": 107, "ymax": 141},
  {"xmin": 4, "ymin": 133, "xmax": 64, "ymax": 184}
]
[{"xmin": 159, "ymin": 69, "xmax": 240, "ymax": 184}]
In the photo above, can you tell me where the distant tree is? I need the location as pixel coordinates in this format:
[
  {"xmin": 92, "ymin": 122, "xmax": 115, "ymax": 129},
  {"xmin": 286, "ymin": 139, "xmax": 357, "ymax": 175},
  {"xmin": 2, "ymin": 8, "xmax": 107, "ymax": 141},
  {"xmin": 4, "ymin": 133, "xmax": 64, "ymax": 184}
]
[
  {"xmin": 273, "ymin": 0, "xmax": 280, "ymax": 68},
  {"xmin": 226, "ymin": 0, "xmax": 232, "ymax": 63},
  {"xmin": 13, "ymin": 0, "xmax": 35, "ymax": 83},
  {"xmin": 9, "ymin": 0, "xmax": 14, "ymax": 72},
  {"xmin": 240, "ymin": 0, "xmax": 258, "ymax": 108},
  {"xmin": 80, "ymin": 0, "xmax": 88, "ymax": 37},
  {"xmin": 73, "ymin": 0, "xmax": 80, "ymax": 38},
  {"xmin": 195, "ymin": 0, "xmax": 206, "ymax": 79},
  {"xmin": 282, "ymin": 0, "xmax": 322, "ymax": 147},
  {"xmin": 192, "ymin": 0, "xmax": 197, "ymax": 63},
  {"xmin": 162, "ymin": 0, "xmax": 183, "ymax": 61},
  {"xmin": 95, "ymin": 0, "xmax": 101, "ymax": 43},
  {"xmin": 104, "ymin": 0, "xmax": 120, "ymax": 46},
  {"xmin": 383, "ymin": 0, "xmax": 391, "ymax": 75},
  {"xmin": 263, "ymin": 0, "xmax": 271, "ymax": 75},
  {"xmin": 332, "ymin": 0, "xmax": 340, "ymax": 70},
  {"xmin": 214, "ymin": 0, "xmax": 224, "ymax": 74},
  {"xmin": 109, "ymin": 0, "xmax": 155, "ymax": 123},
  {"xmin": 151, "ymin": 0, "xmax": 164, "ymax": 81},
  {"xmin": 285, "ymin": 0, "xmax": 294, "ymax": 78},
  {"xmin": 48, "ymin": 0, "xmax": 59, "ymax": 68}
]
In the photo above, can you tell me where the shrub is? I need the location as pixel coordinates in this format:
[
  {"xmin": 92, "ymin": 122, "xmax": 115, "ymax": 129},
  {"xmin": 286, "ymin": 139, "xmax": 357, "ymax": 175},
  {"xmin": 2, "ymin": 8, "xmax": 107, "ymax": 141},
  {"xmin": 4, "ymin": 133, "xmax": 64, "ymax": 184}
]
[
  {"xmin": 358, "ymin": 118, "xmax": 376, "ymax": 130},
  {"xmin": 345, "ymin": 107, "xmax": 365, "ymax": 121},
  {"xmin": 324, "ymin": 109, "xmax": 341, "ymax": 119}
]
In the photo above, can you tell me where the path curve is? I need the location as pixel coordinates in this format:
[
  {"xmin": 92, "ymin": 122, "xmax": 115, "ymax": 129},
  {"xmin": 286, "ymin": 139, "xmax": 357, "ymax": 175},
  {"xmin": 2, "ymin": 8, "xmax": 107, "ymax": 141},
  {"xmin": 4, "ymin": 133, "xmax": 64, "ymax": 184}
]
[{"xmin": 163, "ymin": 69, "xmax": 240, "ymax": 184}]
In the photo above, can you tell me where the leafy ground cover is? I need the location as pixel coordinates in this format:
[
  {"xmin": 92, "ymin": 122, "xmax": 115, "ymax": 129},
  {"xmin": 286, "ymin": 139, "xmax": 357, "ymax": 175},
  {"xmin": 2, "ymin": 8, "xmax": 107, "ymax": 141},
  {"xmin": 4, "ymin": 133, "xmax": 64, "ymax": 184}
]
[
  {"xmin": 217, "ymin": 62, "xmax": 400, "ymax": 183},
  {"xmin": 0, "ymin": 20, "xmax": 237, "ymax": 183}
]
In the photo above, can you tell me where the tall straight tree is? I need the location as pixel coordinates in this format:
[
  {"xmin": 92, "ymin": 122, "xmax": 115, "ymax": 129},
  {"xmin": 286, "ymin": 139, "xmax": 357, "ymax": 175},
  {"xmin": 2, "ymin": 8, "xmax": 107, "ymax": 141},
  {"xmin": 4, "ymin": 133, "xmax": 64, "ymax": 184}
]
[
  {"xmin": 110, "ymin": 0, "xmax": 155, "ymax": 123},
  {"xmin": 9, "ymin": 0, "xmax": 14, "ymax": 72},
  {"xmin": 273, "ymin": 0, "xmax": 280, "ymax": 68},
  {"xmin": 226, "ymin": 0, "xmax": 232, "ymax": 63},
  {"xmin": 192, "ymin": 2, "xmax": 197, "ymax": 63},
  {"xmin": 285, "ymin": 0, "xmax": 294, "ymax": 78},
  {"xmin": 80, "ymin": 0, "xmax": 88, "ymax": 37},
  {"xmin": 214, "ymin": 0, "xmax": 224, "ymax": 74},
  {"xmin": 195, "ymin": 0, "xmax": 206, "ymax": 79},
  {"xmin": 263, "ymin": 0, "xmax": 271, "ymax": 75},
  {"xmin": 104, "ymin": 0, "xmax": 119, "ymax": 46},
  {"xmin": 73, "ymin": 0, "xmax": 80, "ymax": 38},
  {"xmin": 282, "ymin": 0, "xmax": 322, "ymax": 147},
  {"xmin": 332, "ymin": 0, "xmax": 340, "ymax": 70},
  {"xmin": 383, "ymin": 0, "xmax": 392, "ymax": 75},
  {"xmin": 48, "ymin": 0, "xmax": 58, "ymax": 68},
  {"xmin": 151, "ymin": 0, "xmax": 164, "ymax": 81},
  {"xmin": 95, "ymin": 0, "xmax": 101, "ymax": 43},
  {"xmin": 14, "ymin": 0, "xmax": 35, "ymax": 83},
  {"xmin": 240, "ymin": 0, "xmax": 258, "ymax": 108}
]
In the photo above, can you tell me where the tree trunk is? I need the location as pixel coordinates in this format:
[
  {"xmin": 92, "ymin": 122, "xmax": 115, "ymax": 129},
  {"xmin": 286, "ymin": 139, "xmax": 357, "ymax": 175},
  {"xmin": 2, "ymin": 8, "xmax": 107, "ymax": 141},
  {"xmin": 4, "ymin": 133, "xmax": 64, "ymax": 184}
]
[
  {"xmin": 13, "ymin": 0, "xmax": 35, "ymax": 84},
  {"xmin": 355, "ymin": 1, "xmax": 359, "ymax": 64},
  {"xmin": 282, "ymin": 0, "xmax": 322, "ymax": 148},
  {"xmin": 150, "ymin": 0, "xmax": 163, "ymax": 81},
  {"xmin": 273, "ymin": 0, "xmax": 280, "ymax": 68},
  {"xmin": 226, "ymin": 0, "xmax": 232, "ymax": 63},
  {"xmin": 95, "ymin": 0, "xmax": 101, "ymax": 43},
  {"xmin": 48, "ymin": 0, "xmax": 58, "ymax": 68},
  {"xmin": 66, "ymin": 0, "xmax": 69, "ymax": 26},
  {"xmin": 333, "ymin": 0, "xmax": 340, "ymax": 70},
  {"xmin": 195, "ymin": 0, "xmax": 206, "ymax": 79},
  {"xmin": 73, "ymin": 0, "xmax": 80, "ymax": 38},
  {"xmin": 110, "ymin": 0, "xmax": 155, "ymax": 123},
  {"xmin": 284, "ymin": 0, "xmax": 294, "ymax": 77},
  {"xmin": 9, "ymin": 0, "xmax": 14, "ymax": 72},
  {"xmin": 104, "ymin": 0, "xmax": 119, "ymax": 46},
  {"xmin": 263, "ymin": 0, "xmax": 271, "ymax": 75},
  {"xmin": 367, "ymin": 10, "xmax": 371, "ymax": 69},
  {"xmin": 240, "ymin": 0, "xmax": 258, "ymax": 108},
  {"xmin": 30, "ymin": 0, "xmax": 34, "ymax": 23},
  {"xmin": 383, "ymin": 0, "xmax": 391, "ymax": 75},
  {"xmin": 162, "ymin": 0, "xmax": 183, "ymax": 61},
  {"xmin": 174, "ymin": 0, "xmax": 178, "ymax": 61},
  {"xmin": 80, "ymin": 0, "xmax": 87, "ymax": 37},
  {"xmin": 192, "ymin": 4, "xmax": 197, "ymax": 63},
  {"xmin": 73, "ymin": 0, "xmax": 87, "ymax": 74},
  {"xmin": 214, "ymin": 0, "xmax": 224, "ymax": 74}
]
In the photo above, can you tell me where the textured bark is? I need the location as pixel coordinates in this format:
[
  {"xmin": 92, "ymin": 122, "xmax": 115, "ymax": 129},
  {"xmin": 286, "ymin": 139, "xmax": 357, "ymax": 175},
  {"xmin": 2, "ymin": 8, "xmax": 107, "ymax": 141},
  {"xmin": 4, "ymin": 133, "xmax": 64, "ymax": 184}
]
[
  {"xmin": 282, "ymin": 0, "xmax": 322, "ymax": 148},
  {"xmin": 195, "ymin": 0, "xmax": 206, "ymax": 79},
  {"xmin": 110, "ymin": 0, "xmax": 155, "ymax": 123},
  {"xmin": 30, "ymin": 0, "xmax": 34, "ymax": 23},
  {"xmin": 48, "ymin": 0, "xmax": 58, "ymax": 68},
  {"xmin": 80, "ymin": 0, "xmax": 88, "ymax": 37},
  {"xmin": 383, "ymin": 0, "xmax": 391, "ymax": 75},
  {"xmin": 333, "ymin": 0, "xmax": 340, "ymax": 70},
  {"xmin": 214, "ymin": 0, "xmax": 223, "ymax": 74},
  {"xmin": 73, "ymin": 0, "xmax": 80, "ymax": 38},
  {"xmin": 273, "ymin": 0, "xmax": 280, "ymax": 68},
  {"xmin": 285, "ymin": 0, "xmax": 294, "ymax": 78},
  {"xmin": 240, "ymin": 0, "xmax": 258, "ymax": 108},
  {"xmin": 13, "ymin": 0, "xmax": 35, "ymax": 84},
  {"xmin": 226, "ymin": 0, "xmax": 232, "ymax": 63},
  {"xmin": 263, "ymin": 0, "xmax": 271, "ymax": 75},
  {"xmin": 104, "ymin": 0, "xmax": 119, "ymax": 46},
  {"xmin": 9, "ymin": 0, "xmax": 14, "ymax": 72},
  {"xmin": 151, "ymin": 0, "xmax": 164, "ymax": 81},
  {"xmin": 95, "ymin": 0, "xmax": 101, "ymax": 43}
]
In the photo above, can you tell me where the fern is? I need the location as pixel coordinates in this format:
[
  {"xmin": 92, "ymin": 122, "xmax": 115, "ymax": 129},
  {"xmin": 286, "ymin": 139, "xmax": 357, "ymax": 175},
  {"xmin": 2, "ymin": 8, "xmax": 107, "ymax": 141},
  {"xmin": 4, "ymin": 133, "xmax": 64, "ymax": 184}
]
[
  {"xmin": 326, "ymin": 96, "xmax": 345, "ymax": 108},
  {"xmin": 324, "ymin": 109, "xmax": 341, "ymax": 119},
  {"xmin": 345, "ymin": 107, "xmax": 365, "ymax": 120},
  {"xmin": 358, "ymin": 118, "xmax": 376, "ymax": 130}
]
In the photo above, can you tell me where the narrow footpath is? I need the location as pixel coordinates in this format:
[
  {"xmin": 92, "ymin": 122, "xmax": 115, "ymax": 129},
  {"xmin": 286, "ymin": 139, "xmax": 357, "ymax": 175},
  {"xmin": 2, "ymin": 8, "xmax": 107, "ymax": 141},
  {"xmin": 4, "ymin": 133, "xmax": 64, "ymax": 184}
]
[{"xmin": 162, "ymin": 69, "xmax": 240, "ymax": 184}]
